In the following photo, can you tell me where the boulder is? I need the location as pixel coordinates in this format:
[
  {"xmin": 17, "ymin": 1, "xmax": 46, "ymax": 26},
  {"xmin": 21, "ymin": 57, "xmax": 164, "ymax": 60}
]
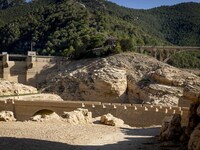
[
  {"xmin": 183, "ymin": 85, "xmax": 200, "ymax": 102},
  {"xmin": 159, "ymin": 114, "xmax": 183, "ymax": 141},
  {"xmin": 0, "ymin": 111, "xmax": 16, "ymax": 122},
  {"xmin": 150, "ymin": 66, "xmax": 197, "ymax": 87},
  {"xmin": 159, "ymin": 102, "xmax": 200, "ymax": 149},
  {"xmin": 188, "ymin": 123, "xmax": 200, "ymax": 150},
  {"xmin": 62, "ymin": 108, "xmax": 92, "ymax": 124},
  {"xmin": 100, "ymin": 113, "xmax": 124, "ymax": 127},
  {"xmin": 183, "ymin": 102, "xmax": 200, "ymax": 149},
  {"xmin": 186, "ymin": 103, "xmax": 200, "ymax": 137},
  {"xmin": 31, "ymin": 109, "xmax": 61, "ymax": 122},
  {"xmin": 31, "ymin": 112, "xmax": 61, "ymax": 122}
]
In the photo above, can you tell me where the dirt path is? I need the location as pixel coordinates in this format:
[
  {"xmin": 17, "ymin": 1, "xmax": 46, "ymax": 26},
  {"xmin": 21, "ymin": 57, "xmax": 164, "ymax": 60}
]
[{"xmin": 0, "ymin": 121, "xmax": 161, "ymax": 150}]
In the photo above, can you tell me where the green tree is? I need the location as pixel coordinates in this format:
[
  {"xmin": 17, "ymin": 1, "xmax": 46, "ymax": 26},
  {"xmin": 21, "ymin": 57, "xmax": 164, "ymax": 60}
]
[{"xmin": 120, "ymin": 38, "xmax": 135, "ymax": 51}]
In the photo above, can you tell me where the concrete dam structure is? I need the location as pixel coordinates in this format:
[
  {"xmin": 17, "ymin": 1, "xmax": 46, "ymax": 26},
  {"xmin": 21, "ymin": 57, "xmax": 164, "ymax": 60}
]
[{"xmin": 0, "ymin": 51, "xmax": 67, "ymax": 88}]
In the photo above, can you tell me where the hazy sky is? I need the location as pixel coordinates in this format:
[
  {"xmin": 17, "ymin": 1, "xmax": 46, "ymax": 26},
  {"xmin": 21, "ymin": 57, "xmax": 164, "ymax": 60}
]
[{"xmin": 109, "ymin": 0, "xmax": 200, "ymax": 9}]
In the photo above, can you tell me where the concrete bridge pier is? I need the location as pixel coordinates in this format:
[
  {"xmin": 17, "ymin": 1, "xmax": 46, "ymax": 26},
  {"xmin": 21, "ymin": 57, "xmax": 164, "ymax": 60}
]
[
  {"xmin": 157, "ymin": 49, "xmax": 163, "ymax": 62},
  {"xmin": 139, "ymin": 48, "xmax": 144, "ymax": 54},
  {"xmin": 152, "ymin": 48, "xmax": 157, "ymax": 58}
]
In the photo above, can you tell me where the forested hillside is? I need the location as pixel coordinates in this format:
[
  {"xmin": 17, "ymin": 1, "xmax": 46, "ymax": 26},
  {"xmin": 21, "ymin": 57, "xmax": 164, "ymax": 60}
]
[
  {"xmin": 0, "ymin": 0, "xmax": 199, "ymax": 64},
  {"xmin": 0, "ymin": 0, "xmax": 164, "ymax": 57},
  {"xmin": 149, "ymin": 2, "xmax": 200, "ymax": 46}
]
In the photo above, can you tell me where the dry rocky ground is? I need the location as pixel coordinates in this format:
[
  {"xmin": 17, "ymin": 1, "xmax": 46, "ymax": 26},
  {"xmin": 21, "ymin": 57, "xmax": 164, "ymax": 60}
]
[
  {"xmin": 0, "ymin": 121, "xmax": 162, "ymax": 150},
  {"xmin": 0, "ymin": 108, "xmax": 163, "ymax": 150},
  {"xmin": 42, "ymin": 52, "xmax": 200, "ymax": 106},
  {"xmin": 0, "ymin": 109, "xmax": 187, "ymax": 150},
  {"xmin": 0, "ymin": 79, "xmax": 37, "ymax": 96}
]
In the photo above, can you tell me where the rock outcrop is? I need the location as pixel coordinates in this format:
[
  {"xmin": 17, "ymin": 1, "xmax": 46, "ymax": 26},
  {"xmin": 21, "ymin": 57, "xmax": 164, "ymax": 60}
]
[
  {"xmin": 42, "ymin": 53, "xmax": 200, "ymax": 106},
  {"xmin": 159, "ymin": 114, "xmax": 183, "ymax": 141},
  {"xmin": 0, "ymin": 78, "xmax": 37, "ymax": 96},
  {"xmin": 159, "ymin": 102, "xmax": 200, "ymax": 150},
  {"xmin": 189, "ymin": 123, "xmax": 200, "ymax": 150},
  {"xmin": 62, "ymin": 108, "xmax": 92, "ymax": 124},
  {"xmin": 0, "ymin": 111, "xmax": 16, "ymax": 121},
  {"xmin": 187, "ymin": 102, "xmax": 200, "ymax": 150}
]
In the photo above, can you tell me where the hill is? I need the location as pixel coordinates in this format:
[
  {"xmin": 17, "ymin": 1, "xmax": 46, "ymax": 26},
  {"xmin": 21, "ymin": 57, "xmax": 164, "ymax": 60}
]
[
  {"xmin": 0, "ymin": 0, "xmax": 199, "ymax": 65},
  {"xmin": 0, "ymin": 0, "xmax": 164, "ymax": 56},
  {"xmin": 42, "ymin": 52, "xmax": 200, "ymax": 106},
  {"xmin": 148, "ymin": 2, "xmax": 200, "ymax": 46}
]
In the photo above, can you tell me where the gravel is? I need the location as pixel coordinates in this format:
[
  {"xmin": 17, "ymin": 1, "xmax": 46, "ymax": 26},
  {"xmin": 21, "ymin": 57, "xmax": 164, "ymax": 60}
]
[{"xmin": 0, "ymin": 121, "xmax": 161, "ymax": 150}]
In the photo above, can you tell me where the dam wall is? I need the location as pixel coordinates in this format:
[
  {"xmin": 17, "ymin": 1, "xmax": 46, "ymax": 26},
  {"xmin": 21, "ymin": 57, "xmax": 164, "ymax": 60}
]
[{"xmin": 0, "ymin": 52, "xmax": 66, "ymax": 87}]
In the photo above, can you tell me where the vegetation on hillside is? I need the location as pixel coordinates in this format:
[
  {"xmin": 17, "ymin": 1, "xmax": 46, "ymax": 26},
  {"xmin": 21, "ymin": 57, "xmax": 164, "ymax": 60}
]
[
  {"xmin": 0, "ymin": 0, "xmax": 199, "ymax": 68},
  {"xmin": 0, "ymin": 0, "xmax": 164, "ymax": 58},
  {"xmin": 168, "ymin": 51, "xmax": 200, "ymax": 68},
  {"xmin": 149, "ymin": 3, "xmax": 200, "ymax": 46}
]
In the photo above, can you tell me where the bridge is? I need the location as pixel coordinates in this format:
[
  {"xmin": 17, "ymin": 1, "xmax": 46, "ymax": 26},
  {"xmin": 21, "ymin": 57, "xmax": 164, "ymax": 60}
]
[
  {"xmin": 0, "ymin": 99, "xmax": 189, "ymax": 127},
  {"xmin": 135, "ymin": 46, "xmax": 200, "ymax": 62}
]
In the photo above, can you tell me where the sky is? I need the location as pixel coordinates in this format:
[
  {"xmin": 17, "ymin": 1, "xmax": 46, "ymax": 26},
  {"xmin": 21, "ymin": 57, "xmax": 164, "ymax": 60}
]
[{"xmin": 109, "ymin": 0, "xmax": 200, "ymax": 9}]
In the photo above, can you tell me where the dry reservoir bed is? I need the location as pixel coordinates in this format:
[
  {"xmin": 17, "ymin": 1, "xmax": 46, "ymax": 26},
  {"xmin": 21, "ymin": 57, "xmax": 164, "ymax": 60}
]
[{"xmin": 0, "ymin": 121, "xmax": 161, "ymax": 150}]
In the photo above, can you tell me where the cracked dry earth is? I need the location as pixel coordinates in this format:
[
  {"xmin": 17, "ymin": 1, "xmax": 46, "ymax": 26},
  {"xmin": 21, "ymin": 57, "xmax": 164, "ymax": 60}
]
[{"xmin": 0, "ymin": 121, "xmax": 162, "ymax": 150}]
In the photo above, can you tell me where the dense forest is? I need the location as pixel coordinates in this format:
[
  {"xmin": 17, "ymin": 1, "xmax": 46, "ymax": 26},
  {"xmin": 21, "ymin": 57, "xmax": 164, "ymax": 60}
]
[{"xmin": 0, "ymin": 0, "xmax": 199, "ymax": 67}]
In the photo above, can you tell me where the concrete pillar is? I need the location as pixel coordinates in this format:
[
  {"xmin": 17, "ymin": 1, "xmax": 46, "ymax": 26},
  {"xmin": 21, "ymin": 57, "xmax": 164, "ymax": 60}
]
[
  {"xmin": 159, "ymin": 49, "xmax": 164, "ymax": 62},
  {"xmin": 2, "ymin": 52, "xmax": 9, "ymax": 68},
  {"xmin": 2, "ymin": 52, "xmax": 9, "ymax": 80},
  {"xmin": 165, "ymin": 49, "xmax": 170, "ymax": 58},
  {"xmin": 27, "ymin": 51, "xmax": 36, "ymax": 69},
  {"xmin": 152, "ymin": 48, "xmax": 157, "ymax": 58},
  {"xmin": 140, "ymin": 48, "xmax": 144, "ymax": 54},
  {"xmin": 26, "ymin": 51, "xmax": 37, "ymax": 87}
]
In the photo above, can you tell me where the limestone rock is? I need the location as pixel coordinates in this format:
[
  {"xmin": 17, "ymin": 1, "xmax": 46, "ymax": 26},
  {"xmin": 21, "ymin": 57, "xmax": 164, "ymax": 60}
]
[
  {"xmin": 62, "ymin": 108, "xmax": 92, "ymax": 124},
  {"xmin": 100, "ymin": 113, "xmax": 124, "ymax": 127},
  {"xmin": 164, "ymin": 102, "xmax": 200, "ymax": 149},
  {"xmin": 184, "ymin": 85, "xmax": 200, "ymax": 102},
  {"xmin": 42, "ymin": 53, "xmax": 200, "ymax": 106},
  {"xmin": 31, "ymin": 110, "xmax": 61, "ymax": 122},
  {"xmin": 197, "ymin": 105, "xmax": 200, "ymax": 117},
  {"xmin": 188, "ymin": 123, "xmax": 200, "ymax": 150},
  {"xmin": 0, "ymin": 111, "xmax": 16, "ymax": 122},
  {"xmin": 186, "ymin": 103, "xmax": 200, "ymax": 137},
  {"xmin": 0, "ymin": 78, "xmax": 37, "ymax": 96},
  {"xmin": 159, "ymin": 114, "xmax": 183, "ymax": 141}
]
